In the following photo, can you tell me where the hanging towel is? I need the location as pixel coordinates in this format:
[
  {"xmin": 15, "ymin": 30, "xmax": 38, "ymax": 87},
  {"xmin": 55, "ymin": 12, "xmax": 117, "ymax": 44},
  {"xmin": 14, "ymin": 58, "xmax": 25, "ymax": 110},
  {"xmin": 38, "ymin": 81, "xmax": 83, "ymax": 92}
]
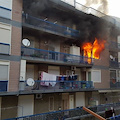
[{"xmin": 41, "ymin": 72, "xmax": 57, "ymax": 87}]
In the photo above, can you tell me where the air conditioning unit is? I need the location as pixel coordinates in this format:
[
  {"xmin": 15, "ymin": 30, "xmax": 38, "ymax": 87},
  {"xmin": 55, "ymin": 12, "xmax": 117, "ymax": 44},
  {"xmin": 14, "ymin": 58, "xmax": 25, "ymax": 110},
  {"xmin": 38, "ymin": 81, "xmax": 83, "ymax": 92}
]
[
  {"xmin": 71, "ymin": 66, "xmax": 76, "ymax": 71},
  {"xmin": 35, "ymin": 94, "xmax": 42, "ymax": 99}
]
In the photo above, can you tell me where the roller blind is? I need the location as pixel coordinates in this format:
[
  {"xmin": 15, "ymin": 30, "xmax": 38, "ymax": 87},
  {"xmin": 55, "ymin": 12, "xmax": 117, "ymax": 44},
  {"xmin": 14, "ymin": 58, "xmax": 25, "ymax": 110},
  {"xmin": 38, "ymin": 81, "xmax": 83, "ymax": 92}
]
[
  {"xmin": 0, "ymin": 65, "xmax": 8, "ymax": 80},
  {"xmin": 92, "ymin": 70, "xmax": 101, "ymax": 83}
]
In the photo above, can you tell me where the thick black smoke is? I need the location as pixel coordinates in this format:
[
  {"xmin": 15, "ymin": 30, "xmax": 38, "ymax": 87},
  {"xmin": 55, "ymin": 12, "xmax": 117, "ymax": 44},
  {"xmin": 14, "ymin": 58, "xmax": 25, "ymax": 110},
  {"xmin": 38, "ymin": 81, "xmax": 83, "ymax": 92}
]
[{"xmin": 23, "ymin": 0, "xmax": 113, "ymax": 44}]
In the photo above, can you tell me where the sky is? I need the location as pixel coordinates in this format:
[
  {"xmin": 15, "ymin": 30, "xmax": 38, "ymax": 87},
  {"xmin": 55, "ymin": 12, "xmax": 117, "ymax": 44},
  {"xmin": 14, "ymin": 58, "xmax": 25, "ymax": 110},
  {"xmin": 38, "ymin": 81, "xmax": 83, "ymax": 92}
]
[
  {"xmin": 108, "ymin": 0, "xmax": 120, "ymax": 18},
  {"xmin": 62, "ymin": 0, "xmax": 120, "ymax": 18}
]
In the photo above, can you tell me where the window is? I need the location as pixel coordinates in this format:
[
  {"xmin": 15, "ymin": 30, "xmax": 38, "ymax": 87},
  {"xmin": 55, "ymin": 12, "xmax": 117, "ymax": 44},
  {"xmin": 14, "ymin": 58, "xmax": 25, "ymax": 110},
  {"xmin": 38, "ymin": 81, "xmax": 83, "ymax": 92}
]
[
  {"xmin": 0, "ymin": 0, "xmax": 12, "ymax": 19},
  {"xmin": 0, "ymin": 65, "xmax": 8, "ymax": 80},
  {"xmin": 49, "ymin": 96, "xmax": 54, "ymax": 111},
  {"xmin": 0, "ymin": 24, "xmax": 11, "ymax": 54},
  {"xmin": 91, "ymin": 70, "xmax": 101, "ymax": 83},
  {"xmin": 0, "ymin": 64, "xmax": 9, "ymax": 91}
]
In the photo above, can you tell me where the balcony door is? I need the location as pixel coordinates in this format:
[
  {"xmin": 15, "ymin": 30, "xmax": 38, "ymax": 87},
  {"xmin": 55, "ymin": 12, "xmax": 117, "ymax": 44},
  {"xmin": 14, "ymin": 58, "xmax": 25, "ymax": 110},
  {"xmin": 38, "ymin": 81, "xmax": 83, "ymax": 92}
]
[
  {"xmin": 26, "ymin": 65, "xmax": 34, "ymax": 80},
  {"xmin": 62, "ymin": 93, "xmax": 69, "ymax": 110},
  {"xmin": 88, "ymin": 72, "xmax": 91, "ymax": 81},
  {"xmin": 69, "ymin": 95, "xmax": 74, "ymax": 109},
  {"xmin": 49, "ymin": 46, "xmax": 55, "ymax": 60},
  {"xmin": 81, "ymin": 71, "xmax": 86, "ymax": 81},
  {"xmin": 110, "ymin": 70, "xmax": 116, "ymax": 83}
]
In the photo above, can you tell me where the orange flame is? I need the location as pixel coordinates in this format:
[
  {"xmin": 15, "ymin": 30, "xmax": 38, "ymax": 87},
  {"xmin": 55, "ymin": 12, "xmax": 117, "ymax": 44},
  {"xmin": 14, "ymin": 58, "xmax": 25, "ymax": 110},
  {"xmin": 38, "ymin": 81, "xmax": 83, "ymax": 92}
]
[{"xmin": 82, "ymin": 38, "xmax": 106, "ymax": 63}]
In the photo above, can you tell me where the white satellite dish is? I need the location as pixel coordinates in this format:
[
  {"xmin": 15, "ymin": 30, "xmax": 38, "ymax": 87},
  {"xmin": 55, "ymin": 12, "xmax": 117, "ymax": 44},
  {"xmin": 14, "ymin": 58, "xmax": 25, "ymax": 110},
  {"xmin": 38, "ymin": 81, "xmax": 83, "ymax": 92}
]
[
  {"xmin": 110, "ymin": 55, "xmax": 114, "ymax": 59},
  {"xmin": 27, "ymin": 78, "xmax": 35, "ymax": 86},
  {"xmin": 22, "ymin": 39, "xmax": 30, "ymax": 47}
]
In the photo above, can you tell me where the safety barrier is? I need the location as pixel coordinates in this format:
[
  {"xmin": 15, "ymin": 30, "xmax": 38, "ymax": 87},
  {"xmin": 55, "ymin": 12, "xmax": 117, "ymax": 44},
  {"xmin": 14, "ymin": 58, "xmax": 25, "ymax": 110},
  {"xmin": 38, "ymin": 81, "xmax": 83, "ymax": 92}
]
[{"xmin": 21, "ymin": 46, "xmax": 93, "ymax": 65}]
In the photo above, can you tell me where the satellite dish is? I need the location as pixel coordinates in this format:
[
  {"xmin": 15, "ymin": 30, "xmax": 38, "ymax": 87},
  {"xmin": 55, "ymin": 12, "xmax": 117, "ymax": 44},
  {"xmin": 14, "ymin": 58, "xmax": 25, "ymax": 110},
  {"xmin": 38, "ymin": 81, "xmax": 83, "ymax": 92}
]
[
  {"xmin": 110, "ymin": 55, "xmax": 113, "ymax": 59},
  {"xmin": 27, "ymin": 78, "xmax": 35, "ymax": 86},
  {"xmin": 22, "ymin": 39, "xmax": 30, "ymax": 47}
]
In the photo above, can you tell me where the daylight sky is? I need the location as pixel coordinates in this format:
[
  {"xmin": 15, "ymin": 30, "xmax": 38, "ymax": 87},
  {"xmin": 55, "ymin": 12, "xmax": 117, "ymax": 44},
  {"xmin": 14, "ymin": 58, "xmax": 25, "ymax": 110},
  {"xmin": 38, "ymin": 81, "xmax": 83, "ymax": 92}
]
[
  {"xmin": 62, "ymin": 0, "xmax": 120, "ymax": 18},
  {"xmin": 108, "ymin": 0, "xmax": 120, "ymax": 18},
  {"xmin": 76, "ymin": 0, "xmax": 120, "ymax": 18}
]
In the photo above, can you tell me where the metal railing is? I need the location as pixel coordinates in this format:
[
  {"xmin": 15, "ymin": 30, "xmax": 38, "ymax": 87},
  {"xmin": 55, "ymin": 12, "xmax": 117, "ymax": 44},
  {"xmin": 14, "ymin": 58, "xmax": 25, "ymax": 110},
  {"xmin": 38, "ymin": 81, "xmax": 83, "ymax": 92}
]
[
  {"xmin": 19, "ymin": 80, "xmax": 94, "ymax": 91},
  {"xmin": 0, "ymin": 80, "xmax": 8, "ymax": 92},
  {"xmin": 110, "ymin": 81, "xmax": 120, "ymax": 88},
  {"xmin": 109, "ymin": 41, "xmax": 120, "ymax": 50},
  {"xmin": 109, "ymin": 60, "xmax": 120, "ymax": 68},
  {"xmin": 109, "ymin": 114, "xmax": 120, "ymax": 120},
  {"xmin": 21, "ymin": 46, "xmax": 93, "ymax": 65},
  {"xmin": 22, "ymin": 13, "xmax": 80, "ymax": 38},
  {"xmin": 0, "ymin": 42, "xmax": 10, "ymax": 55},
  {"xmin": 4, "ymin": 102, "xmax": 120, "ymax": 120}
]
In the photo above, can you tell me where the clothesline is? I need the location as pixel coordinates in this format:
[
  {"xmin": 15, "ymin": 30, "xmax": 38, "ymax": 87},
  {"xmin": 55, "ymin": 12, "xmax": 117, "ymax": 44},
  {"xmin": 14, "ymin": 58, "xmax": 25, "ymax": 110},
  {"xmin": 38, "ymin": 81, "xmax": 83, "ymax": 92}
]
[{"xmin": 40, "ymin": 72, "xmax": 78, "ymax": 87}]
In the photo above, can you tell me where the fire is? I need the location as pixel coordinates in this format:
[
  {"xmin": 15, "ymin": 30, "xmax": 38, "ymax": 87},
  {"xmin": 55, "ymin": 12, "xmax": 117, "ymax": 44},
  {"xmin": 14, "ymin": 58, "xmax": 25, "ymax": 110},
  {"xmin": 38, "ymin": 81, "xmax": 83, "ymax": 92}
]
[{"xmin": 82, "ymin": 38, "xmax": 106, "ymax": 63}]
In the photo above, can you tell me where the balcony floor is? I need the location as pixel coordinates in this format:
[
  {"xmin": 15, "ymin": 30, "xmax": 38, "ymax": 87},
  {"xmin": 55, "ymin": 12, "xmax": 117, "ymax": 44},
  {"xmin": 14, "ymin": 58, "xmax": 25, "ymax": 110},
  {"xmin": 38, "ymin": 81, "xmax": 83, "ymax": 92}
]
[{"xmin": 22, "ymin": 56, "xmax": 93, "ymax": 68}]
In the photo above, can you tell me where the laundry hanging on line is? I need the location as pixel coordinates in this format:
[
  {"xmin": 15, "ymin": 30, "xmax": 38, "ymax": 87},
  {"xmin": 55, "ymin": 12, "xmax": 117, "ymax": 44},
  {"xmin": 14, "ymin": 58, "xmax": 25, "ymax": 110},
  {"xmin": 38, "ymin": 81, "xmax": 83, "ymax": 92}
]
[{"xmin": 41, "ymin": 72, "xmax": 57, "ymax": 87}]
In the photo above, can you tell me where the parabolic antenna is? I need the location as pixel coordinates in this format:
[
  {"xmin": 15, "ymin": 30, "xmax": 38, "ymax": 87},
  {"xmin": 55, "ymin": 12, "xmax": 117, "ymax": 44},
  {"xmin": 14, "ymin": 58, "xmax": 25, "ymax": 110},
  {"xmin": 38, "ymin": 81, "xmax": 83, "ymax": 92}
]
[
  {"xmin": 110, "ymin": 55, "xmax": 113, "ymax": 59},
  {"xmin": 27, "ymin": 78, "xmax": 35, "ymax": 86},
  {"xmin": 22, "ymin": 39, "xmax": 30, "ymax": 47}
]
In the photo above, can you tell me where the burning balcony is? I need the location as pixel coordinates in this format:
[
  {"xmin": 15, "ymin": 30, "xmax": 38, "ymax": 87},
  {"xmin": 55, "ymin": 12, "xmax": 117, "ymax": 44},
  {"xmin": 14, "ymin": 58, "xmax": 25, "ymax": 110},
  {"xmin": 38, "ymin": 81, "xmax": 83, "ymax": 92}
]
[
  {"xmin": 22, "ymin": 13, "xmax": 80, "ymax": 38},
  {"xmin": 21, "ymin": 46, "xmax": 93, "ymax": 66},
  {"xmin": 82, "ymin": 38, "xmax": 106, "ymax": 64}
]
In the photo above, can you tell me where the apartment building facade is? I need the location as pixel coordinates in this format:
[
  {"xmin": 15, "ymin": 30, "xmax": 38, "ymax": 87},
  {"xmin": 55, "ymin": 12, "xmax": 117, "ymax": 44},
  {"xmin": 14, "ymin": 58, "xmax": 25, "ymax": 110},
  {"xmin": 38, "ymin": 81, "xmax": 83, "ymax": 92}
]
[{"xmin": 0, "ymin": 0, "xmax": 120, "ymax": 119}]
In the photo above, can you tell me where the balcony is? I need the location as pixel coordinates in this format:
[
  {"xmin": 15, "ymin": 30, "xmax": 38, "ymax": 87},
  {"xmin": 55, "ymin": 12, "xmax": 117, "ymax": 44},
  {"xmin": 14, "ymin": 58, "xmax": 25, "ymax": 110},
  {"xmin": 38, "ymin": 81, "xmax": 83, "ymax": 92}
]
[
  {"xmin": 19, "ymin": 80, "xmax": 94, "ymax": 93},
  {"xmin": 110, "ymin": 81, "xmax": 120, "ymax": 88},
  {"xmin": 109, "ymin": 41, "xmax": 120, "ymax": 51},
  {"xmin": 0, "ymin": 42, "xmax": 10, "ymax": 55},
  {"xmin": 21, "ymin": 46, "xmax": 93, "ymax": 66},
  {"xmin": 109, "ymin": 60, "xmax": 120, "ymax": 68},
  {"xmin": 22, "ymin": 13, "xmax": 80, "ymax": 38}
]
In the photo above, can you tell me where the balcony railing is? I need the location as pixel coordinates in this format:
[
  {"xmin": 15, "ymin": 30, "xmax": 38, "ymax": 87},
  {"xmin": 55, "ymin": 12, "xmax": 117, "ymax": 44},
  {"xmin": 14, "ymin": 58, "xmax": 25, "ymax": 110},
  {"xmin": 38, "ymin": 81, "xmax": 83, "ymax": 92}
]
[
  {"xmin": 4, "ymin": 102, "xmax": 120, "ymax": 120},
  {"xmin": 19, "ymin": 80, "xmax": 93, "ymax": 91},
  {"xmin": 109, "ymin": 41, "xmax": 120, "ymax": 50},
  {"xmin": 0, "ymin": 80, "xmax": 8, "ymax": 92},
  {"xmin": 0, "ymin": 42, "xmax": 10, "ymax": 55},
  {"xmin": 22, "ymin": 13, "xmax": 80, "ymax": 38},
  {"xmin": 109, "ymin": 60, "xmax": 120, "ymax": 68},
  {"xmin": 110, "ymin": 81, "xmax": 120, "ymax": 88},
  {"xmin": 21, "ymin": 46, "xmax": 93, "ymax": 65}
]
